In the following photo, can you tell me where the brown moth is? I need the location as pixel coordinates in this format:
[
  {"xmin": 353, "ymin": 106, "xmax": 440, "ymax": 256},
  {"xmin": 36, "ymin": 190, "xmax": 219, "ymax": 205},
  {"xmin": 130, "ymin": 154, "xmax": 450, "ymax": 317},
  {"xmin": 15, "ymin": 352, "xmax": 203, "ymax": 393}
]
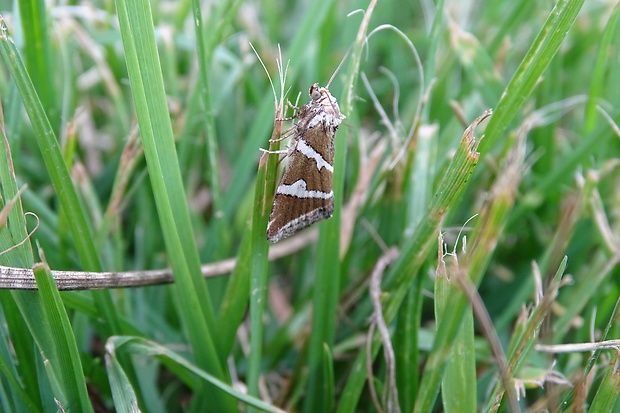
[{"xmin": 266, "ymin": 83, "xmax": 346, "ymax": 243}]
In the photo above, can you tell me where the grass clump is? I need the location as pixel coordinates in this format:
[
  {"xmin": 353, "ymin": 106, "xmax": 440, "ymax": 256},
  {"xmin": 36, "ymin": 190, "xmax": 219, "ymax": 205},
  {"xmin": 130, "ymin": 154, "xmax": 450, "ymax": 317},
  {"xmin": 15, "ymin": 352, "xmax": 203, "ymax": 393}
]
[{"xmin": 1, "ymin": 0, "xmax": 619, "ymax": 412}]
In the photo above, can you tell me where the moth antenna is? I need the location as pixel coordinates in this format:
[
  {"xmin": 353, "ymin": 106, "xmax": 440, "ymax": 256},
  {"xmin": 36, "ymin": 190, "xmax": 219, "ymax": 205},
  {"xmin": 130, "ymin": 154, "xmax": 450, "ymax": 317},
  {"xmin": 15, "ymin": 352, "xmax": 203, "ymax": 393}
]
[{"xmin": 326, "ymin": 46, "xmax": 352, "ymax": 88}]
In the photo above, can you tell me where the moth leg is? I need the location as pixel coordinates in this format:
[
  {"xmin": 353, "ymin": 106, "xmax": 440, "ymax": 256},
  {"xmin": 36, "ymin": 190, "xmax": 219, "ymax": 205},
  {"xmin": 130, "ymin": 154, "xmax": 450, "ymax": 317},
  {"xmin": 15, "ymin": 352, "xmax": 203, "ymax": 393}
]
[
  {"xmin": 258, "ymin": 148, "xmax": 288, "ymax": 166},
  {"xmin": 269, "ymin": 124, "xmax": 296, "ymax": 142},
  {"xmin": 276, "ymin": 115, "xmax": 297, "ymax": 122},
  {"xmin": 287, "ymin": 100, "xmax": 302, "ymax": 111},
  {"xmin": 259, "ymin": 148, "xmax": 288, "ymax": 155},
  {"xmin": 269, "ymin": 133, "xmax": 291, "ymax": 143},
  {"xmin": 275, "ymin": 100, "xmax": 303, "ymax": 121}
]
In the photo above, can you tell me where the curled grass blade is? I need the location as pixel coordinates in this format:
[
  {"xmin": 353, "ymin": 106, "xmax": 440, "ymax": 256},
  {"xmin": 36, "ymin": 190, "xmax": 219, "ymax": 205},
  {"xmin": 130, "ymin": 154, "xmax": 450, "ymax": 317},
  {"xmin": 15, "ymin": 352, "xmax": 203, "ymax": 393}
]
[{"xmin": 107, "ymin": 336, "xmax": 286, "ymax": 413}]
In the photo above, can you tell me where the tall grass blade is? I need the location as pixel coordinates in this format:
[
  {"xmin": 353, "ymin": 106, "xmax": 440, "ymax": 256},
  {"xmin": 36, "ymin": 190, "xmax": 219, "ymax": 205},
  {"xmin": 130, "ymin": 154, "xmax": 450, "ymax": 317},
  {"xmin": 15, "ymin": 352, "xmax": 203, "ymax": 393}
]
[{"xmin": 113, "ymin": 0, "xmax": 234, "ymax": 409}]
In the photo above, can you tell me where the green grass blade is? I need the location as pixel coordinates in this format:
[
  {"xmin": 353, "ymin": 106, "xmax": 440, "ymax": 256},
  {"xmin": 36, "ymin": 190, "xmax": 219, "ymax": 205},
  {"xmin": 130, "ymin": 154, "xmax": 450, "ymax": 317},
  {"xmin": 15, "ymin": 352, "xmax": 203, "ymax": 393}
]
[
  {"xmin": 1, "ymin": 11, "xmax": 124, "ymax": 380},
  {"xmin": 106, "ymin": 345, "xmax": 140, "ymax": 413},
  {"xmin": 0, "ymin": 111, "xmax": 31, "ymax": 267},
  {"xmin": 113, "ymin": 0, "xmax": 234, "ymax": 409},
  {"xmin": 414, "ymin": 128, "xmax": 525, "ymax": 413},
  {"xmin": 0, "ymin": 16, "xmax": 101, "ymax": 273},
  {"xmin": 16, "ymin": 0, "xmax": 56, "ymax": 129},
  {"xmin": 394, "ymin": 280, "xmax": 422, "ymax": 412},
  {"xmin": 583, "ymin": 3, "xmax": 620, "ymax": 133},
  {"xmin": 0, "ymin": 102, "xmax": 42, "ymax": 412},
  {"xmin": 0, "ymin": 317, "xmax": 40, "ymax": 413},
  {"xmin": 483, "ymin": 257, "xmax": 567, "ymax": 410},
  {"xmin": 587, "ymin": 353, "xmax": 620, "ymax": 413},
  {"xmin": 386, "ymin": 110, "xmax": 491, "ymax": 312},
  {"xmin": 450, "ymin": 25, "xmax": 504, "ymax": 106},
  {"xmin": 191, "ymin": 0, "xmax": 243, "ymax": 258},
  {"xmin": 108, "ymin": 336, "xmax": 286, "ymax": 413},
  {"xmin": 435, "ymin": 255, "xmax": 476, "ymax": 413},
  {"xmin": 33, "ymin": 259, "xmax": 93, "ymax": 413},
  {"xmin": 217, "ymin": 229, "xmax": 253, "ymax": 354},
  {"xmin": 479, "ymin": 0, "xmax": 586, "ymax": 154},
  {"xmin": 322, "ymin": 343, "xmax": 335, "ymax": 411},
  {"xmin": 304, "ymin": 2, "xmax": 377, "ymax": 411},
  {"xmin": 247, "ymin": 153, "xmax": 271, "ymax": 412},
  {"xmin": 246, "ymin": 61, "xmax": 285, "ymax": 406},
  {"xmin": 336, "ymin": 111, "xmax": 490, "ymax": 412}
]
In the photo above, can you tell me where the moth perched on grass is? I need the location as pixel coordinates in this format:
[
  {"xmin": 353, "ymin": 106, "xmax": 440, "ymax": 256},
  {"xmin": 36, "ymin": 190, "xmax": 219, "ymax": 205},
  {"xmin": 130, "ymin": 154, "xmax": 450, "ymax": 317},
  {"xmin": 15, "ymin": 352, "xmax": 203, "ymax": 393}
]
[{"xmin": 266, "ymin": 83, "xmax": 346, "ymax": 243}]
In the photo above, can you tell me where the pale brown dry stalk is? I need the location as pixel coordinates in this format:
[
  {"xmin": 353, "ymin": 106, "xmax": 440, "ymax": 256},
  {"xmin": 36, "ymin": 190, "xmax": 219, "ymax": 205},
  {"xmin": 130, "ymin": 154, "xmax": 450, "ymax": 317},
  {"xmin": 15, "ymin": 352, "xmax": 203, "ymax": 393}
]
[
  {"xmin": 366, "ymin": 247, "xmax": 401, "ymax": 413},
  {"xmin": 0, "ymin": 229, "xmax": 317, "ymax": 290}
]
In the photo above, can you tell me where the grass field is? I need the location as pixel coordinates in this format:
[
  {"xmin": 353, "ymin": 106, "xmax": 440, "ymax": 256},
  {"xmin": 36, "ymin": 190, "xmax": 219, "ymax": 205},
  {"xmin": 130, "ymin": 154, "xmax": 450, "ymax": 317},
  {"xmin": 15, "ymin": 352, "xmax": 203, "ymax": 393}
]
[{"xmin": 1, "ymin": 0, "xmax": 619, "ymax": 412}]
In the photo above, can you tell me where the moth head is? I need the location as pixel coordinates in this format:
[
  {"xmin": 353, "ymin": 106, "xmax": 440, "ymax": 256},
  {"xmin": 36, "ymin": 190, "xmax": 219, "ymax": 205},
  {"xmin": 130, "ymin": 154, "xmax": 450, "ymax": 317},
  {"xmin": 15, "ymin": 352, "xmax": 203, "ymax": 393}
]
[{"xmin": 309, "ymin": 83, "xmax": 322, "ymax": 100}]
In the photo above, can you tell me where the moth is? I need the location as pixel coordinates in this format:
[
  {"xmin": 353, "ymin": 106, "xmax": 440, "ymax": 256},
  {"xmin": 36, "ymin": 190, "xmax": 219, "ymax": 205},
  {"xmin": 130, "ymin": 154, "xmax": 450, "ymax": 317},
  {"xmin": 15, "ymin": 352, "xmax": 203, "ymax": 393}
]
[{"xmin": 266, "ymin": 83, "xmax": 345, "ymax": 243}]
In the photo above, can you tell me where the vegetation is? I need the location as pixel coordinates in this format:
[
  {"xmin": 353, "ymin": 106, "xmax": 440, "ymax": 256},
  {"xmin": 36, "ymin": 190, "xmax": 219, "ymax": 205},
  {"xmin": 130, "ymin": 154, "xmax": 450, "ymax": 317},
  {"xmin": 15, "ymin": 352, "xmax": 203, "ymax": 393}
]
[{"xmin": 0, "ymin": 0, "xmax": 619, "ymax": 411}]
